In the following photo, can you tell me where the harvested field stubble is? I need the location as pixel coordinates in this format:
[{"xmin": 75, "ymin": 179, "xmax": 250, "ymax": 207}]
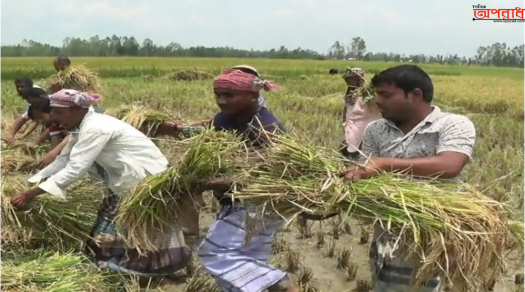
[{"xmin": 0, "ymin": 57, "xmax": 523, "ymax": 292}]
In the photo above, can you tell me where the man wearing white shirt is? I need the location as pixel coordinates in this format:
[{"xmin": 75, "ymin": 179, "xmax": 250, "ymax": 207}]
[{"xmin": 10, "ymin": 89, "xmax": 192, "ymax": 277}]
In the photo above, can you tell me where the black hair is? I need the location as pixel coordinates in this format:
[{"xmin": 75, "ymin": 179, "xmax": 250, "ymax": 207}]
[
  {"xmin": 24, "ymin": 87, "xmax": 48, "ymax": 99},
  {"xmin": 14, "ymin": 76, "xmax": 33, "ymax": 86},
  {"xmin": 54, "ymin": 56, "xmax": 71, "ymax": 65},
  {"xmin": 27, "ymin": 97, "xmax": 51, "ymax": 120},
  {"xmin": 371, "ymin": 65, "xmax": 434, "ymax": 103}
]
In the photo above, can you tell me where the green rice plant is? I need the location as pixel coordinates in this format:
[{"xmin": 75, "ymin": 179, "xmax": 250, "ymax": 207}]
[
  {"xmin": 1, "ymin": 250, "xmax": 114, "ymax": 292},
  {"xmin": 115, "ymin": 129, "xmax": 249, "ymax": 251},
  {"xmin": 230, "ymin": 133, "xmax": 517, "ymax": 292}
]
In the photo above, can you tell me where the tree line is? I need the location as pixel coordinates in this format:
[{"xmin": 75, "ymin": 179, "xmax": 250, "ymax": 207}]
[{"xmin": 1, "ymin": 35, "xmax": 523, "ymax": 68}]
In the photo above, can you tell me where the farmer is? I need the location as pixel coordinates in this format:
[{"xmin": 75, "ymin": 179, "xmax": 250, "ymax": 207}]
[
  {"xmin": 153, "ymin": 64, "xmax": 268, "ymax": 138},
  {"xmin": 23, "ymin": 90, "xmax": 105, "ymax": 167},
  {"xmin": 150, "ymin": 64, "xmax": 269, "ymax": 238},
  {"xmin": 4, "ymin": 82, "xmax": 48, "ymax": 144},
  {"xmin": 195, "ymin": 69, "xmax": 297, "ymax": 292},
  {"xmin": 340, "ymin": 68, "xmax": 380, "ymax": 160},
  {"xmin": 10, "ymin": 89, "xmax": 192, "ymax": 278},
  {"xmin": 54, "ymin": 56, "xmax": 71, "ymax": 71},
  {"xmin": 340, "ymin": 65, "xmax": 476, "ymax": 292}
]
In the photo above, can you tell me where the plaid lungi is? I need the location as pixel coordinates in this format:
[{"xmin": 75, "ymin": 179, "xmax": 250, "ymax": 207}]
[
  {"xmin": 198, "ymin": 203, "xmax": 287, "ymax": 292},
  {"xmin": 370, "ymin": 225, "xmax": 442, "ymax": 292},
  {"xmin": 86, "ymin": 191, "xmax": 192, "ymax": 277}
]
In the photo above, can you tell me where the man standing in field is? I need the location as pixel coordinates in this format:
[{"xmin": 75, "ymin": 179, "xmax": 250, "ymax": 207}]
[
  {"xmin": 340, "ymin": 67, "xmax": 380, "ymax": 160},
  {"xmin": 340, "ymin": 64, "xmax": 476, "ymax": 292}
]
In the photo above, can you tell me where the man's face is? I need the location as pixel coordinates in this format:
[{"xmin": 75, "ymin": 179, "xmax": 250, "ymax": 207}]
[
  {"xmin": 50, "ymin": 107, "xmax": 80, "ymax": 130},
  {"xmin": 15, "ymin": 82, "xmax": 30, "ymax": 96},
  {"xmin": 214, "ymin": 88, "xmax": 255, "ymax": 115},
  {"xmin": 54, "ymin": 61, "xmax": 67, "ymax": 71},
  {"xmin": 373, "ymin": 83, "xmax": 414, "ymax": 122}
]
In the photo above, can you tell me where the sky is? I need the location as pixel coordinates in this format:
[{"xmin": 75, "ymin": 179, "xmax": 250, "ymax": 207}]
[{"xmin": 1, "ymin": 0, "xmax": 524, "ymax": 57}]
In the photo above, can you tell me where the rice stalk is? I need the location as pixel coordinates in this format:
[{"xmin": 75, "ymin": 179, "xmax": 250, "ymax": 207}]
[
  {"xmin": 229, "ymin": 134, "xmax": 514, "ymax": 291},
  {"xmin": 45, "ymin": 64, "xmax": 102, "ymax": 93},
  {"xmin": 1, "ymin": 250, "xmax": 114, "ymax": 292},
  {"xmin": 1, "ymin": 175, "xmax": 98, "ymax": 251},
  {"xmin": 105, "ymin": 104, "xmax": 173, "ymax": 137},
  {"xmin": 115, "ymin": 129, "xmax": 248, "ymax": 251},
  {"xmin": 1, "ymin": 148, "xmax": 39, "ymax": 174}
]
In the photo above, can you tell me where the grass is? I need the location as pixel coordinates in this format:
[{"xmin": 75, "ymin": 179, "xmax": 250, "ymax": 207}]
[{"xmin": 0, "ymin": 57, "xmax": 523, "ymax": 291}]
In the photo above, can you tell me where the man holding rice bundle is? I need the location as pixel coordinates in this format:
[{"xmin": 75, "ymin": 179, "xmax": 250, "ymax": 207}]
[
  {"xmin": 340, "ymin": 67, "xmax": 380, "ymax": 160},
  {"xmin": 9, "ymin": 89, "xmax": 191, "ymax": 279},
  {"xmin": 340, "ymin": 65, "xmax": 476, "ymax": 292},
  {"xmin": 195, "ymin": 69, "xmax": 297, "ymax": 292},
  {"xmin": 146, "ymin": 64, "xmax": 270, "ymax": 238}
]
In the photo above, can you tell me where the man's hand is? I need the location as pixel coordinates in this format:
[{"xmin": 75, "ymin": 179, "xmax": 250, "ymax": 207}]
[
  {"xmin": 339, "ymin": 158, "xmax": 385, "ymax": 181},
  {"xmin": 37, "ymin": 152, "xmax": 57, "ymax": 167},
  {"xmin": 2, "ymin": 134, "xmax": 16, "ymax": 145},
  {"xmin": 10, "ymin": 189, "xmax": 40, "ymax": 208}
]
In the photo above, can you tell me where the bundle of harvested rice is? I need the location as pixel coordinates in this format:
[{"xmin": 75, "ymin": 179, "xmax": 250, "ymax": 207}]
[
  {"xmin": 106, "ymin": 104, "xmax": 173, "ymax": 137},
  {"xmin": 1, "ymin": 175, "xmax": 98, "ymax": 250},
  {"xmin": 1, "ymin": 148, "xmax": 38, "ymax": 174},
  {"xmin": 230, "ymin": 134, "xmax": 514, "ymax": 291},
  {"xmin": 1, "ymin": 251, "xmax": 114, "ymax": 292},
  {"xmin": 45, "ymin": 64, "xmax": 102, "ymax": 93},
  {"xmin": 166, "ymin": 70, "xmax": 214, "ymax": 81},
  {"xmin": 115, "ymin": 130, "xmax": 249, "ymax": 251}
]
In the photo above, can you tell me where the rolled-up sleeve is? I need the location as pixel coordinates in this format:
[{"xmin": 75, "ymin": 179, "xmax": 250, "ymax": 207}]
[
  {"xmin": 437, "ymin": 115, "xmax": 476, "ymax": 159},
  {"xmin": 36, "ymin": 130, "xmax": 112, "ymax": 198},
  {"xmin": 360, "ymin": 122, "xmax": 381, "ymax": 159}
]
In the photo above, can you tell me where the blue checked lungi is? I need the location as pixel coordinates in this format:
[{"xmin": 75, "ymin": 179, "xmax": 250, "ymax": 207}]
[
  {"xmin": 198, "ymin": 203, "xmax": 288, "ymax": 292},
  {"xmin": 370, "ymin": 225, "xmax": 442, "ymax": 292},
  {"xmin": 86, "ymin": 163, "xmax": 192, "ymax": 276}
]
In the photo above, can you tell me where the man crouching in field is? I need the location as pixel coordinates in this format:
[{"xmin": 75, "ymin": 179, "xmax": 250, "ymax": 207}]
[
  {"xmin": 339, "ymin": 65, "xmax": 476, "ymax": 292},
  {"xmin": 149, "ymin": 64, "xmax": 269, "ymax": 238}
]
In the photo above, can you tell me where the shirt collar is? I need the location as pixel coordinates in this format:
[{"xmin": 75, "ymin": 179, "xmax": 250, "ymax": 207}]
[{"xmin": 72, "ymin": 108, "xmax": 95, "ymax": 131}]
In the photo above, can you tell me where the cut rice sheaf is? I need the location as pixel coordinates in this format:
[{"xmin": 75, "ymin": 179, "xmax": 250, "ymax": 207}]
[
  {"xmin": 1, "ymin": 175, "xmax": 99, "ymax": 251},
  {"xmin": 231, "ymin": 133, "xmax": 517, "ymax": 292},
  {"xmin": 46, "ymin": 64, "xmax": 102, "ymax": 93}
]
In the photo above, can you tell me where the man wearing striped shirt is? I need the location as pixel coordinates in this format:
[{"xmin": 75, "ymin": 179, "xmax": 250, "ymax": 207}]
[{"xmin": 340, "ymin": 65, "xmax": 476, "ymax": 292}]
